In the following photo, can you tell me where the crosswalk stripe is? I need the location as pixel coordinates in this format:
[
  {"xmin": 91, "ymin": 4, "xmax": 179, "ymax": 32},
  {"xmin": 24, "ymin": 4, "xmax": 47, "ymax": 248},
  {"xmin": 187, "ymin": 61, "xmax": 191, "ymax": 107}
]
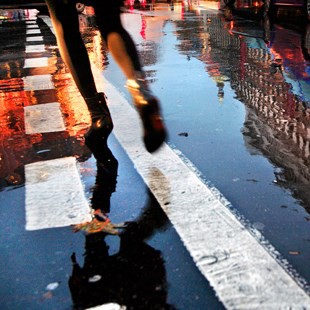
[
  {"xmin": 24, "ymin": 102, "xmax": 65, "ymax": 134},
  {"xmin": 24, "ymin": 57, "xmax": 49, "ymax": 68},
  {"xmin": 25, "ymin": 157, "xmax": 91, "ymax": 231},
  {"xmin": 26, "ymin": 29, "xmax": 41, "ymax": 35},
  {"xmin": 25, "ymin": 44, "xmax": 46, "ymax": 53},
  {"xmin": 23, "ymin": 20, "xmax": 92, "ymax": 231},
  {"xmin": 23, "ymin": 74, "xmax": 54, "ymax": 91},
  {"xmin": 26, "ymin": 36, "xmax": 43, "ymax": 42},
  {"xmin": 26, "ymin": 24, "xmax": 39, "ymax": 29}
]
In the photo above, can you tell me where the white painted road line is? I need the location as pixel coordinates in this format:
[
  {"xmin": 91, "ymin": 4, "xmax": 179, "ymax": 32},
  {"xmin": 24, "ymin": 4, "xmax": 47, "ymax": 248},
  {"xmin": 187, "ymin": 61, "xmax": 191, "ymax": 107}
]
[
  {"xmin": 26, "ymin": 29, "xmax": 41, "ymax": 35},
  {"xmin": 40, "ymin": 17, "xmax": 310, "ymax": 308},
  {"xmin": 24, "ymin": 57, "xmax": 49, "ymax": 68},
  {"xmin": 23, "ymin": 23, "xmax": 86, "ymax": 231},
  {"xmin": 25, "ymin": 44, "xmax": 46, "ymax": 53},
  {"xmin": 24, "ymin": 102, "xmax": 65, "ymax": 134},
  {"xmin": 26, "ymin": 36, "xmax": 44, "ymax": 42},
  {"xmin": 90, "ymin": 64, "xmax": 310, "ymax": 309},
  {"xmin": 25, "ymin": 157, "xmax": 91, "ymax": 231},
  {"xmin": 23, "ymin": 74, "xmax": 54, "ymax": 91},
  {"xmin": 86, "ymin": 303, "xmax": 126, "ymax": 310},
  {"xmin": 26, "ymin": 24, "xmax": 39, "ymax": 29},
  {"xmin": 39, "ymin": 16, "xmax": 55, "ymax": 35}
]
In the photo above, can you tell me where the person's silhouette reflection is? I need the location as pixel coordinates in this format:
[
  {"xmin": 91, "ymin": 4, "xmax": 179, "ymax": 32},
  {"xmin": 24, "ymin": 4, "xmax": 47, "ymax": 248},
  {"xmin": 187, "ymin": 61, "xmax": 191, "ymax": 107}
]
[
  {"xmin": 87, "ymin": 140, "xmax": 118, "ymax": 216},
  {"xmin": 70, "ymin": 142, "xmax": 175, "ymax": 309},
  {"xmin": 73, "ymin": 136, "xmax": 124, "ymax": 234}
]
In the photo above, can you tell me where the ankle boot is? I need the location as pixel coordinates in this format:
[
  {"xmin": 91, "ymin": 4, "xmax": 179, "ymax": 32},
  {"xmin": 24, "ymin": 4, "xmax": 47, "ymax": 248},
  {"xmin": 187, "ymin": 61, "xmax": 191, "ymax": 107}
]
[
  {"xmin": 85, "ymin": 92, "xmax": 113, "ymax": 140},
  {"xmin": 126, "ymin": 75, "xmax": 167, "ymax": 153}
]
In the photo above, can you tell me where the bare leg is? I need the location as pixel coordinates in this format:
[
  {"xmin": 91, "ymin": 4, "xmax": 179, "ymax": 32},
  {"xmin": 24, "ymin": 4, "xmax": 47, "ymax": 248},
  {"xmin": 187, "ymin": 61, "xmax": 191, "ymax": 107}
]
[
  {"xmin": 92, "ymin": 1, "xmax": 142, "ymax": 78},
  {"xmin": 93, "ymin": 0, "xmax": 167, "ymax": 152},
  {"xmin": 107, "ymin": 32, "xmax": 137, "ymax": 80}
]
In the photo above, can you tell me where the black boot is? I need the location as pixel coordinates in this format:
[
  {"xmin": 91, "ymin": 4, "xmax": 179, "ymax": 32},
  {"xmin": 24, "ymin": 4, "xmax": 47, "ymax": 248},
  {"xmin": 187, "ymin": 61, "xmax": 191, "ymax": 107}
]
[
  {"xmin": 126, "ymin": 76, "xmax": 167, "ymax": 153},
  {"xmin": 84, "ymin": 92, "xmax": 113, "ymax": 140}
]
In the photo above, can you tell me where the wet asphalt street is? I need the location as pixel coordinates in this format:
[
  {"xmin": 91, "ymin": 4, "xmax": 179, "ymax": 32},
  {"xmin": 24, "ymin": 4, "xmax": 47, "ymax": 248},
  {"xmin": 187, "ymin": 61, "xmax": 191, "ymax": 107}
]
[{"xmin": 0, "ymin": 1, "xmax": 310, "ymax": 309}]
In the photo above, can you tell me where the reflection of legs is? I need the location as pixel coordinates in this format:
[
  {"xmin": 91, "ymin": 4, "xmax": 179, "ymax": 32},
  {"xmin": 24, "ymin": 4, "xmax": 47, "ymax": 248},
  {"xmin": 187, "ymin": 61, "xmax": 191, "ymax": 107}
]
[
  {"xmin": 45, "ymin": 0, "xmax": 113, "ymax": 140},
  {"xmin": 93, "ymin": 1, "xmax": 167, "ymax": 152},
  {"xmin": 72, "ymin": 145, "xmax": 124, "ymax": 235},
  {"xmin": 90, "ymin": 147, "xmax": 118, "ymax": 214}
]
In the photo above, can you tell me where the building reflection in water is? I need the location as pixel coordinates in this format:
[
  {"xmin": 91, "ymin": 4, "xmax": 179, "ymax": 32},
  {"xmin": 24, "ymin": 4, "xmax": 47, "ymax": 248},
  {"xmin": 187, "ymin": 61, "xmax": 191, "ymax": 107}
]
[
  {"xmin": 232, "ymin": 18, "xmax": 310, "ymax": 211},
  {"xmin": 172, "ymin": 6, "xmax": 310, "ymax": 210}
]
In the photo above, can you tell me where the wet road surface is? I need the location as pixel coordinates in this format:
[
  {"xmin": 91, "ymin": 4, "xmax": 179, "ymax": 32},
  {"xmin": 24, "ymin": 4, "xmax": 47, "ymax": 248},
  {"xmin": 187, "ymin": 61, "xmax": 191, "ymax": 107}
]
[
  {"xmin": 0, "ymin": 1, "xmax": 310, "ymax": 309},
  {"xmin": 106, "ymin": 0, "xmax": 310, "ymax": 283}
]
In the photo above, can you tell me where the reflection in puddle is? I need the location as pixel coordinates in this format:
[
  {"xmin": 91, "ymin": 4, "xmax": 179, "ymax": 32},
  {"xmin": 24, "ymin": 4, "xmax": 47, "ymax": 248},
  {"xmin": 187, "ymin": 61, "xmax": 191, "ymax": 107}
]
[
  {"xmin": 0, "ymin": 12, "xmax": 92, "ymax": 190},
  {"xmin": 69, "ymin": 143, "xmax": 174, "ymax": 309},
  {"xmin": 171, "ymin": 7, "xmax": 310, "ymax": 209},
  {"xmin": 70, "ymin": 221, "xmax": 174, "ymax": 309}
]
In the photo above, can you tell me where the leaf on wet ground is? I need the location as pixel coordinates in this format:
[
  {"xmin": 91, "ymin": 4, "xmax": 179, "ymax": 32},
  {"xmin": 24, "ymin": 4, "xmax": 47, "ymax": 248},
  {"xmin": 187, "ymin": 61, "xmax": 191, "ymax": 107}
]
[
  {"xmin": 72, "ymin": 218, "xmax": 126, "ymax": 235},
  {"xmin": 178, "ymin": 132, "xmax": 188, "ymax": 137},
  {"xmin": 288, "ymin": 251, "xmax": 301, "ymax": 255}
]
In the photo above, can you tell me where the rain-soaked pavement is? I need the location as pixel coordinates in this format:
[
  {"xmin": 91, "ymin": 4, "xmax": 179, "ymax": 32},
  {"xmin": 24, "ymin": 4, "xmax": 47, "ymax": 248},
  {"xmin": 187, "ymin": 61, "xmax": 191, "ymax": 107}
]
[{"xmin": 0, "ymin": 1, "xmax": 310, "ymax": 309}]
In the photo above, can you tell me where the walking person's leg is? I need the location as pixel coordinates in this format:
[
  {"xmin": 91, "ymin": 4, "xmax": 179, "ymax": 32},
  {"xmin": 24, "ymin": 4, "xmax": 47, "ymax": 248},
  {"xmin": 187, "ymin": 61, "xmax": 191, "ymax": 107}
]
[
  {"xmin": 93, "ymin": 0, "xmax": 167, "ymax": 152},
  {"xmin": 45, "ymin": 0, "xmax": 166, "ymax": 152},
  {"xmin": 45, "ymin": 0, "xmax": 113, "ymax": 142}
]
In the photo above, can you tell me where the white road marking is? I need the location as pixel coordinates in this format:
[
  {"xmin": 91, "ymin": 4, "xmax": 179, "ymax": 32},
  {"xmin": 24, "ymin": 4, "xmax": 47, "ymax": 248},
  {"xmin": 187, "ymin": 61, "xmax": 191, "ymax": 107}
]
[
  {"xmin": 26, "ymin": 36, "xmax": 43, "ymax": 42},
  {"xmin": 39, "ymin": 16, "xmax": 55, "ymax": 35},
  {"xmin": 24, "ymin": 57, "xmax": 48, "ymax": 68},
  {"xmin": 87, "ymin": 304, "xmax": 126, "ymax": 310},
  {"xmin": 24, "ymin": 102, "xmax": 65, "ymax": 134},
  {"xmin": 26, "ymin": 24, "xmax": 39, "ymax": 29},
  {"xmin": 86, "ymin": 304, "xmax": 125, "ymax": 310},
  {"xmin": 26, "ymin": 29, "xmax": 41, "ymax": 35},
  {"xmin": 25, "ymin": 157, "xmax": 91, "ymax": 231},
  {"xmin": 23, "ymin": 21, "xmax": 90, "ymax": 232},
  {"xmin": 90, "ymin": 64, "xmax": 310, "ymax": 309},
  {"xmin": 25, "ymin": 44, "xmax": 46, "ymax": 53},
  {"xmin": 23, "ymin": 74, "xmax": 54, "ymax": 91}
]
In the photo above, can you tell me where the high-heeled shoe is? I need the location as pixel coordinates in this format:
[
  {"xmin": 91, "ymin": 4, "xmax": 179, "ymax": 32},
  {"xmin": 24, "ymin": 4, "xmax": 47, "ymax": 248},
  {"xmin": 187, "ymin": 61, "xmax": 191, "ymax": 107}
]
[{"xmin": 126, "ymin": 77, "xmax": 167, "ymax": 153}]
